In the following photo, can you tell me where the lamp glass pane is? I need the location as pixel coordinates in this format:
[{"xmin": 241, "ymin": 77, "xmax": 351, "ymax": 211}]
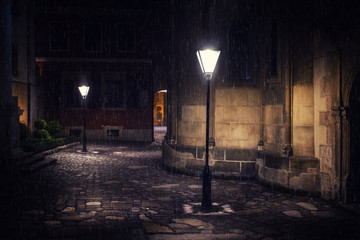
[
  {"xmin": 197, "ymin": 49, "xmax": 220, "ymax": 74},
  {"xmin": 78, "ymin": 85, "xmax": 90, "ymax": 98},
  {"xmin": 196, "ymin": 51, "xmax": 205, "ymax": 73}
]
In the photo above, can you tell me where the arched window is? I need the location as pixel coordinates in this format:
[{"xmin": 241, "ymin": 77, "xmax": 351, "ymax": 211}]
[{"xmin": 229, "ymin": 21, "xmax": 251, "ymax": 85}]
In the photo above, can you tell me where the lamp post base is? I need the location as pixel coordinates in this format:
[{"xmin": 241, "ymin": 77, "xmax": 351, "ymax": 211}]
[
  {"xmin": 82, "ymin": 135, "xmax": 87, "ymax": 152},
  {"xmin": 202, "ymin": 165, "xmax": 212, "ymax": 210}
]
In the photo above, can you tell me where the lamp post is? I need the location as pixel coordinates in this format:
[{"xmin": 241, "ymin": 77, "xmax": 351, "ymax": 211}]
[
  {"xmin": 196, "ymin": 49, "xmax": 221, "ymax": 210},
  {"xmin": 78, "ymin": 85, "xmax": 90, "ymax": 152}
]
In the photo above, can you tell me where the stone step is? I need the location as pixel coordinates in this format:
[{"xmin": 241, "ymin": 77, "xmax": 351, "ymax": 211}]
[
  {"xmin": 19, "ymin": 157, "xmax": 57, "ymax": 173},
  {"xmin": 17, "ymin": 152, "xmax": 45, "ymax": 167},
  {"xmin": 17, "ymin": 142, "xmax": 80, "ymax": 173}
]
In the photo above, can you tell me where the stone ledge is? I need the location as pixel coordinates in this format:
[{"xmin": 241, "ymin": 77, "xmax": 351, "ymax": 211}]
[
  {"xmin": 171, "ymin": 144, "xmax": 256, "ymax": 162},
  {"xmin": 162, "ymin": 143, "xmax": 255, "ymax": 179},
  {"xmin": 256, "ymin": 152, "xmax": 320, "ymax": 194}
]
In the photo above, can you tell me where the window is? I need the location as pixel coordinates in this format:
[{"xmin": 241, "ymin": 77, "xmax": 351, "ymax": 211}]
[
  {"xmin": 117, "ymin": 24, "xmax": 135, "ymax": 52},
  {"xmin": 269, "ymin": 19, "xmax": 278, "ymax": 77},
  {"xmin": 229, "ymin": 21, "xmax": 251, "ymax": 85},
  {"xmin": 107, "ymin": 129, "xmax": 120, "ymax": 137},
  {"xmin": 50, "ymin": 22, "xmax": 68, "ymax": 51},
  {"xmin": 102, "ymin": 72, "xmax": 126, "ymax": 108},
  {"xmin": 84, "ymin": 23, "xmax": 102, "ymax": 52}
]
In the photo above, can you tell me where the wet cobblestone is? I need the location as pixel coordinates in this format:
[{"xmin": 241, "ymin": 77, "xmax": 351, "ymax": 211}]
[{"xmin": 1, "ymin": 137, "xmax": 360, "ymax": 239}]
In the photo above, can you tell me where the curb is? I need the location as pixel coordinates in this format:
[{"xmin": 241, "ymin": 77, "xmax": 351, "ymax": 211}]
[{"xmin": 18, "ymin": 142, "xmax": 80, "ymax": 173}]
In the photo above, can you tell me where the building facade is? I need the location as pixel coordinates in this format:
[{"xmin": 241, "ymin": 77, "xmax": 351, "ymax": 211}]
[
  {"xmin": 162, "ymin": 0, "xmax": 360, "ymax": 202},
  {"xmin": 34, "ymin": 0, "xmax": 154, "ymax": 142}
]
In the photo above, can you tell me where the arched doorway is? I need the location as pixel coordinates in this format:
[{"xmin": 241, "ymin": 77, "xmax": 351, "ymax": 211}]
[{"xmin": 348, "ymin": 73, "xmax": 360, "ymax": 203}]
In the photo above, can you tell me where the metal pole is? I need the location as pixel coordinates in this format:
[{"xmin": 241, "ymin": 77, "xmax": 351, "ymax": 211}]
[
  {"xmin": 82, "ymin": 98, "xmax": 87, "ymax": 152},
  {"xmin": 202, "ymin": 78, "xmax": 212, "ymax": 210}
]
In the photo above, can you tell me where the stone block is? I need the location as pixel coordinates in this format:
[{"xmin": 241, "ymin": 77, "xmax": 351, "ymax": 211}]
[
  {"xmin": 181, "ymin": 105, "xmax": 206, "ymax": 122},
  {"xmin": 215, "ymin": 89, "xmax": 231, "ymax": 106},
  {"xmin": 319, "ymin": 111, "xmax": 330, "ymax": 126},
  {"xmin": 264, "ymin": 167, "xmax": 289, "ymax": 186},
  {"xmin": 264, "ymin": 154, "xmax": 289, "ymax": 170},
  {"xmin": 320, "ymin": 76, "xmax": 331, "ymax": 97},
  {"xmin": 185, "ymin": 159, "xmax": 206, "ymax": 171},
  {"xmin": 256, "ymin": 158, "xmax": 265, "ymax": 179},
  {"xmin": 213, "ymin": 161, "xmax": 240, "ymax": 173},
  {"xmin": 289, "ymin": 157, "xmax": 319, "ymax": 173},
  {"xmin": 293, "ymin": 106, "xmax": 313, "ymax": 126},
  {"xmin": 289, "ymin": 176, "xmax": 302, "ymax": 189},
  {"xmin": 326, "ymin": 126, "xmax": 332, "ymax": 145},
  {"xmin": 226, "ymin": 149, "xmax": 256, "ymax": 161},
  {"xmin": 177, "ymin": 136, "xmax": 204, "ymax": 147},
  {"xmin": 197, "ymin": 147, "xmax": 205, "ymax": 159},
  {"xmin": 264, "ymin": 105, "xmax": 283, "ymax": 124},
  {"xmin": 320, "ymin": 173, "xmax": 332, "ymax": 199},
  {"xmin": 228, "ymin": 89, "xmax": 248, "ymax": 106},
  {"xmin": 264, "ymin": 125, "xmax": 286, "ymax": 144},
  {"xmin": 215, "ymin": 106, "xmax": 224, "ymax": 122},
  {"xmin": 318, "ymin": 125, "xmax": 327, "ymax": 146},
  {"xmin": 247, "ymin": 124, "xmax": 261, "ymax": 140},
  {"xmin": 216, "ymin": 138, "xmax": 258, "ymax": 148},
  {"xmin": 292, "ymin": 145, "xmax": 315, "ymax": 158},
  {"xmin": 215, "ymin": 122, "xmax": 231, "ymax": 139},
  {"xmin": 302, "ymin": 174, "xmax": 318, "ymax": 191},
  {"xmin": 175, "ymin": 145, "xmax": 196, "ymax": 158},
  {"xmin": 320, "ymin": 157, "xmax": 332, "ymax": 174},
  {"xmin": 326, "ymin": 96, "xmax": 331, "ymax": 110},
  {"xmin": 241, "ymin": 162, "xmax": 255, "ymax": 177},
  {"xmin": 293, "ymin": 84, "xmax": 314, "ymax": 106},
  {"xmin": 213, "ymin": 148, "xmax": 225, "ymax": 160},
  {"xmin": 247, "ymin": 89, "xmax": 262, "ymax": 106},
  {"xmin": 293, "ymin": 126, "xmax": 314, "ymax": 146},
  {"xmin": 178, "ymin": 121, "xmax": 204, "ymax": 138},
  {"xmin": 230, "ymin": 124, "xmax": 248, "ymax": 139},
  {"xmin": 319, "ymin": 145, "xmax": 331, "ymax": 159}
]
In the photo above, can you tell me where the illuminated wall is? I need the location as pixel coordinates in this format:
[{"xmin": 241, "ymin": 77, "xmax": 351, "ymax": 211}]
[{"xmin": 12, "ymin": 82, "xmax": 27, "ymax": 124}]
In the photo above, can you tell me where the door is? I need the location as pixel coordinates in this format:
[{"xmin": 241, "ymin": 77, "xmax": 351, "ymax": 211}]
[{"xmin": 348, "ymin": 74, "xmax": 360, "ymax": 203}]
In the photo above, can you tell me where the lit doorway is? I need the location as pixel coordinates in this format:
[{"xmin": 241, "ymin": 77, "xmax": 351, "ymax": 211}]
[{"xmin": 154, "ymin": 90, "xmax": 167, "ymax": 143}]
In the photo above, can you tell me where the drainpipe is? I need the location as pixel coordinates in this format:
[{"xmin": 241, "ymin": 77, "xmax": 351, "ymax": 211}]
[
  {"xmin": 335, "ymin": 44, "xmax": 343, "ymax": 201},
  {"xmin": 282, "ymin": 31, "xmax": 293, "ymax": 157}
]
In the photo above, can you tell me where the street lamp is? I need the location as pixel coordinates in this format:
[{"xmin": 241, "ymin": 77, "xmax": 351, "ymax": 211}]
[
  {"xmin": 78, "ymin": 85, "xmax": 90, "ymax": 152},
  {"xmin": 196, "ymin": 49, "xmax": 221, "ymax": 210}
]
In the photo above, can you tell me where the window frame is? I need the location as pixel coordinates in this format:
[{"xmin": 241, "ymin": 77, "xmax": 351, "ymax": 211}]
[
  {"xmin": 228, "ymin": 20, "xmax": 253, "ymax": 86},
  {"xmin": 116, "ymin": 23, "xmax": 136, "ymax": 53},
  {"xmin": 101, "ymin": 72, "xmax": 127, "ymax": 109},
  {"xmin": 49, "ymin": 21, "xmax": 69, "ymax": 52}
]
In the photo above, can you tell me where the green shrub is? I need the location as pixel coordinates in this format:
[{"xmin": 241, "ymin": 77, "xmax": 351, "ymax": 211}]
[
  {"xmin": 33, "ymin": 129, "xmax": 51, "ymax": 139},
  {"xmin": 45, "ymin": 120, "xmax": 62, "ymax": 138},
  {"xmin": 19, "ymin": 122, "xmax": 31, "ymax": 143},
  {"xmin": 34, "ymin": 119, "xmax": 47, "ymax": 130},
  {"xmin": 22, "ymin": 136, "xmax": 77, "ymax": 153}
]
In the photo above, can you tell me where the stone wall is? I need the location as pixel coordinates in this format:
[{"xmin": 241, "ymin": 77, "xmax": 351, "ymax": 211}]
[
  {"xmin": 264, "ymin": 104, "xmax": 285, "ymax": 153},
  {"xmin": 177, "ymin": 105, "xmax": 206, "ymax": 146},
  {"xmin": 215, "ymin": 88, "xmax": 261, "ymax": 149},
  {"xmin": 312, "ymin": 29, "xmax": 338, "ymax": 199},
  {"xmin": 256, "ymin": 153, "xmax": 320, "ymax": 193},
  {"xmin": 162, "ymin": 143, "xmax": 255, "ymax": 178},
  {"xmin": 292, "ymin": 84, "xmax": 314, "ymax": 157}
]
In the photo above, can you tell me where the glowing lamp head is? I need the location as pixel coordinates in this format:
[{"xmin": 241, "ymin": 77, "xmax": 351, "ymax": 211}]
[
  {"xmin": 196, "ymin": 49, "xmax": 221, "ymax": 80},
  {"xmin": 78, "ymin": 85, "xmax": 90, "ymax": 99}
]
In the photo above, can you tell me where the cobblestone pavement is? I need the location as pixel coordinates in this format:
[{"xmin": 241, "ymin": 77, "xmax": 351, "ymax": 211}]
[{"xmin": 1, "ymin": 134, "xmax": 360, "ymax": 239}]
